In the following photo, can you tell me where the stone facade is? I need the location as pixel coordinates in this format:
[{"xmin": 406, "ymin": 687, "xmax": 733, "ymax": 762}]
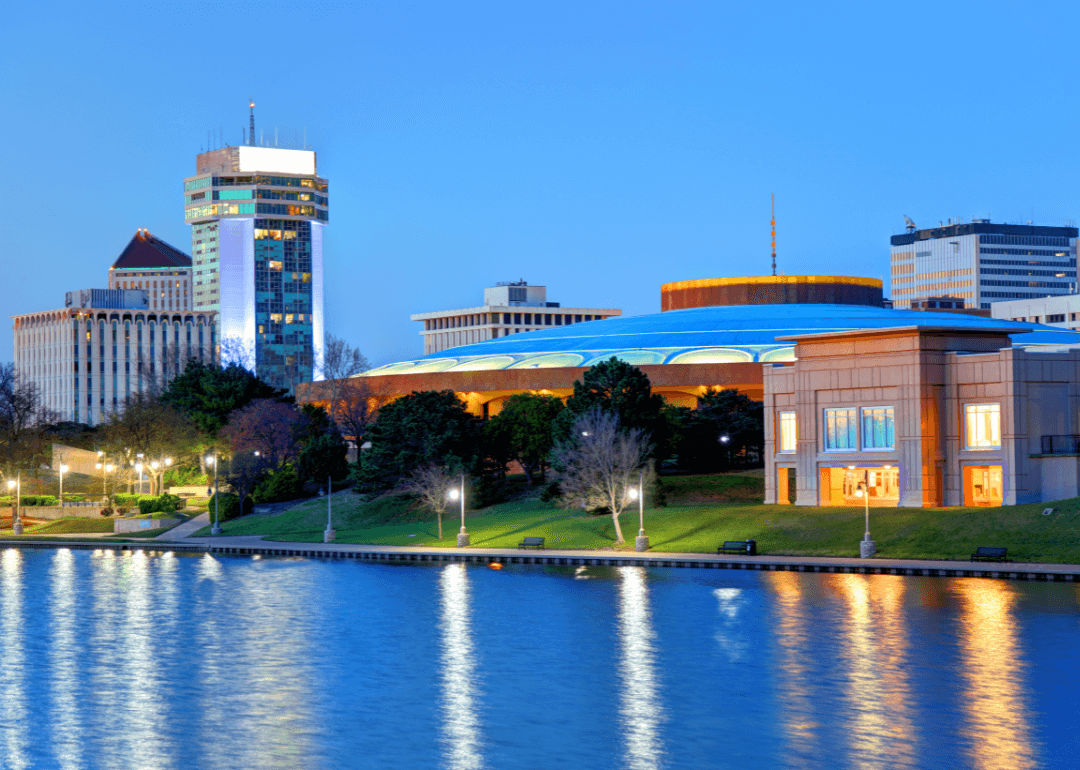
[{"xmin": 763, "ymin": 325, "xmax": 1080, "ymax": 508}]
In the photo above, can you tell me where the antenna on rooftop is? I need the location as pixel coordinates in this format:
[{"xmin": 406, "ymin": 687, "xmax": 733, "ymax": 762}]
[
  {"xmin": 770, "ymin": 193, "xmax": 777, "ymax": 276},
  {"xmin": 904, "ymin": 215, "xmax": 916, "ymax": 232},
  {"xmin": 248, "ymin": 99, "xmax": 256, "ymax": 147}
]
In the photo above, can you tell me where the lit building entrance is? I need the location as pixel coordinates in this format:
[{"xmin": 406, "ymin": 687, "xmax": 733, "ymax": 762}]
[
  {"xmin": 819, "ymin": 466, "xmax": 900, "ymax": 506},
  {"xmin": 963, "ymin": 465, "xmax": 1003, "ymax": 507}
]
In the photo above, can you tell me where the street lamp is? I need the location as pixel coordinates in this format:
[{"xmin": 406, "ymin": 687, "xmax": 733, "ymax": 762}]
[
  {"xmin": 207, "ymin": 453, "xmax": 221, "ymax": 535},
  {"xmin": 324, "ymin": 474, "xmax": 336, "ymax": 543},
  {"xmin": 448, "ymin": 474, "xmax": 468, "ymax": 546},
  {"xmin": 629, "ymin": 470, "xmax": 647, "ymax": 552},
  {"xmin": 849, "ymin": 464, "xmax": 882, "ymax": 558},
  {"xmin": 58, "ymin": 463, "xmax": 69, "ymax": 508},
  {"xmin": 7, "ymin": 473, "xmax": 22, "ymax": 535},
  {"xmin": 135, "ymin": 462, "xmax": 144, "ymax": 496},
  {"xmin": 95, "ymin": 460, "xmax": 115, "ymax": 512}
]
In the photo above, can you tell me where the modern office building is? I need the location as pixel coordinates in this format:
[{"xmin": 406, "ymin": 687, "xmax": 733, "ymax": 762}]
[
  {"xmin": 107, "ymin": 229, "xmax": 193, "ymax": 311},
  {"xmin": 184, "ymin": 140, "xmax": 328, "ymax": 391},
  {"xmin": 763, "ymin": 323, "xmax": 1080, "ymax": 508},
  {"xmin": 890, "ymin": 220, "xmax": 1078, "ymax": 310},
  {"xmin": 411, "ymin": 282, "xmax": 621, "ymax": 355},
  {"xmin": 991, "ymin": 293, "xmax": 1080, "ymax": 332},
  {"xmin": 14, "ymin": 291, "xmax": 217, "ymax": 425}
]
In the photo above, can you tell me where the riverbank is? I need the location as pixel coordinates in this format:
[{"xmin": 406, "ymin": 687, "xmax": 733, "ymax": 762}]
[
  {"xmin": 188, "ymin": 473, "xmax": 1080, "ymax": 564},
  {"xmin": 2, "ymin": 537, "xmax": 1080, "ymax": 582}
]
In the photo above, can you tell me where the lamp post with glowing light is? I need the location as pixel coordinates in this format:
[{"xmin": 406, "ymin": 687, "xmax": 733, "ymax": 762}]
[
  {"xmin": 207, "ymin": 452, "xmax": 221, "ymax": 535},
  {"xmin": 58, "ymin": 462, "xmax": 69, "ymax": 508},
  {"xmin": 849, "ymin": 464, "xmax": 891, "ymax": 558},
  {"xmin": 629, "ymin": 470, "xmax": 647, "ymax": 552},
  {"xmin": 448, "ymin": 474, "xmax": 468, "ymax": 547},
  {"xmin": 95, "ymin": 458, "xmax": 115, "ymax": 513},
  {"xmin": 7, "ymin": 473, "xmax": 22, "ymax": 535},
  {"xmin": 324, "ymin": 474, "xmax": 336, "ymax": 543}
]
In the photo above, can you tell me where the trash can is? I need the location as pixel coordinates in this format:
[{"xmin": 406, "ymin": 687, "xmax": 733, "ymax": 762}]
[{"xmin": 745, "ymin": 539, "xmax": 757, "ymax": 556}]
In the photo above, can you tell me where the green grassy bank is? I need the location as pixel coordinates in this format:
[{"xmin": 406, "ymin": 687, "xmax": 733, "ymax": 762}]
[{"xmin": 193, "ymin": 473, "xmax": 1080, "ymax": 564}]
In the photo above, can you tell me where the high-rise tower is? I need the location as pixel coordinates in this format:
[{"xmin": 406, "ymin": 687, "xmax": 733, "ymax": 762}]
[{"xmin": 184, "ymin": 127, "xmax": 328, "ymax": 391}]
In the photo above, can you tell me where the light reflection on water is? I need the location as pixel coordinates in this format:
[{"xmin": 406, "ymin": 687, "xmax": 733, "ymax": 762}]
[
  {"xmin": 1, "ymin": 549, "xmax": 28, "ymax": 770},
  {"xmin": 617, "ymin": 566, "xmax": 664, "ymax": 770},
  {"xmin": 439, "ymin": 563, "xmax": 483, "ymax": 770},
  {"xmin": 0, "ymin": 550, "xmax": 1074, "ymax": 768},
  {"xmin": 954, "ymin": 579, "xmax": 1037, "ymax": 769}
]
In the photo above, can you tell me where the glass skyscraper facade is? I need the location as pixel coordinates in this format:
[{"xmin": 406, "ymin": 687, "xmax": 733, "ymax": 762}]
[{"xmin": 185, "ymin": 145, "xmax": 328, "ymax": 391}]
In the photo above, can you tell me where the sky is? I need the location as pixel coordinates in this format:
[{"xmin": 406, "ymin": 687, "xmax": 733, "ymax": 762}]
[{"xmin": 3, "ymin": 0, "xmax": 1080, "ymax": 367}]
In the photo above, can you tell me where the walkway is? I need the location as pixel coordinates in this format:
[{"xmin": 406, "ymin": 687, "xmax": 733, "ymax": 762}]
[
  {"xmin": 154, "ymin": 512, "xmax": 209, "ymax": 541},
  {"xmin": 6, "ymin": 531, "xmax": 1077, "ymax": 582}
]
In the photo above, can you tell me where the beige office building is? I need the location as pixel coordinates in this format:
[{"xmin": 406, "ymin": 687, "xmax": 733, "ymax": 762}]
[
  {"xmin": 411, "ymin": 282, "xmax": 621, "ymax": 355},
  {"xmin": 107, "ymin": 229, "xmax": 193, "ymax": 311},
  {"xmin": 991, "ymin": 293, "xmax": 1080, "ymax": 332},
  {"xmin": 763, "ymin": 324, "xmax": 1080, "ymax": 508},
  {"xmin": 14, "ymin": 293, "xmax": 217, "ymax": 426}
]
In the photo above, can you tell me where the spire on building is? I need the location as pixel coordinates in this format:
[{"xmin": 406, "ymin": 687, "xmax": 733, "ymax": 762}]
[
  {"xmin": 770, "ymin": 193, "xmax": 777, "ymax": 277},
  {"xmin": 248, "ymin": 99, "xmax": 256, "ymax": 146}
]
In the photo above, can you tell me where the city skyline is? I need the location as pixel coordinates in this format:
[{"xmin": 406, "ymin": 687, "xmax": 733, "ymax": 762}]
[{"xmin": 5, "ymin": 1, "xmax": 1080, "ymax": 367}]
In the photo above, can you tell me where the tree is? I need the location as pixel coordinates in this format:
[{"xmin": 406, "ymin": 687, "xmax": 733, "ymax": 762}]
[
  {"xmin": 337, "ymin": 378, "xmax": 391, "ymax": 449},
  {"xmin": 401, "ymin": 464, "xmax": 458, "ymax": 540},
  {"xmin": 0, "ymin": 364, "xmax": 57, "ymax": 478},
  {"xmin": 161, "ymin": 360, "xmax": 282, "ymax": 436},
  {"xmin": 222, "ymin": 450, "xmax": 271, "ymax": 509},
  {"xmin": 99, "ymin": 394, "xmax": 192, "ymax": 494},
  {"xmin": 549, "ymin": 408, "xmax": 653, "ymax": 544},
  {"xmin": 298, "ymin": 432, "xmax": 349, "ymax": 485},
  {"xmin": 484, "ymin": 393, "xmax": 564, "ymax": 484},
  {"xmin": 355, "ymin": 390, "xmax": 479, "ymax": 492},
  {"xmin": 220, "ymin": 398, "xmax": 306, "ymax": 470},
  {"xmin": 677, "ymin": 388, "xmax": 764, "ymax": 471},
  {"xmin": 317, "ymin": 334, "xmax": 370, "ymax": 426},
  {"xmin": 559, "ymin": 357, "xmax": 669, "ymax": 458}
]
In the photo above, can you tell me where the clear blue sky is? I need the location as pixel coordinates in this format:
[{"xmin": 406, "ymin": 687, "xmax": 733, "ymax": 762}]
[{"xmin": 3, "ymin": 1, "xmax": 1079, "ymax": 366}]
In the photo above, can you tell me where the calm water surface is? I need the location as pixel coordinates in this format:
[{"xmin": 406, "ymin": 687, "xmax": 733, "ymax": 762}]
[{"xmin": 1, "ymin": 548, "xmax": 1078, "ymax": 769}]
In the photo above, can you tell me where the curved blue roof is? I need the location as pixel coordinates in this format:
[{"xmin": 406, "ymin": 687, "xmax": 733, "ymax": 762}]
[{"xmin": 367, "ymin": 304, "xmax": 1080, "ymax": 375}]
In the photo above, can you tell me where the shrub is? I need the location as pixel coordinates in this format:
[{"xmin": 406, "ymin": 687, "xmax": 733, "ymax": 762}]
[
  {"xmin": 163, "ymin": 466, "xmax": 208, "ymax": 488},
  {"xmin": 207, "ymin": 493, "xmax": 252, "ymax": 522},
  {"xmin": 137, "ymin": 493, "xmax": 185, "ymax": 515},
  {"xmin": 252, "ymin": 465, "xmax": 301, "ymax": 503},
  {"xmin": 99, "ymin": 507, "xmax": 114, "ymax": 517}
]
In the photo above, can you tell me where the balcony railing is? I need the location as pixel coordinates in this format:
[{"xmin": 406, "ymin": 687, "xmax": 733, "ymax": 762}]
[{"xmin": 1040, "ymin": 435, "xmax": 1080, "ymax": 455}]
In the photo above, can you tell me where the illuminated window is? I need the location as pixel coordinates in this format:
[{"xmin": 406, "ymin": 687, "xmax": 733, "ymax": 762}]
[
  {"xmin": 824, "ymin": 408, "xmax": 857, "ymax": 451},
  {"xmin": 965, "ymin": 404, "xmax": 1001, "ymax": 449},
  {"xmin": 778, "ymin": 411, "xmax": 796, "ymax": 452},
  {"xmin": 860, "ymin": 407, "xmax": 895, "ymax": 450}
]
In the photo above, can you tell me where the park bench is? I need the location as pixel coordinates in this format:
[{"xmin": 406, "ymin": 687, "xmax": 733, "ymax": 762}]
[
  {"xmin": 518, "ymin": 536, "xmax": 545, "ymax": 550},
  {"xmin": 971, "ymin": 546, "xmax": 1009, "ymax": 563},
  {"xmin": 718, "ymin": 540, "xmax": 757, "ymax": 555}
]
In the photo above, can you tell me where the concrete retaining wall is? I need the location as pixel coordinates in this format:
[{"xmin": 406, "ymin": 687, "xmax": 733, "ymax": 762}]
[{"xmin": 113, "ymin": 517, "xmax": 182, "ymax": 534}]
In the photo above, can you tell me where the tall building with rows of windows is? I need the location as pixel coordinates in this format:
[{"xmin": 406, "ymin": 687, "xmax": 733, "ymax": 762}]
[
  {"xmin": 890, "ymin": 220, "xmax": 1078, "ymax": 310},
  {"xmin": 411, "ymin": 281, "xmax": 621, "ymax": 355},
  {"xmin": 184, "ymin": 144, "xmax": 327, "ymax": 391},
  {"xmin": 107, "ymin": 228, "xmax": 193, "ymax": 311},
  {"xmin": 14, "ymin": 290, "xmax": 216, "ymax": 426}
]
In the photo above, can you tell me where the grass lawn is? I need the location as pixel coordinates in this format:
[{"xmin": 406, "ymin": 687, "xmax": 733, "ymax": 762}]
[
  {"xmin": 191, "ymin": 473, "xmax": 1080, "ymax": 563},
  {"xmin": 23, "ymin": 518, "xmax": 115, "ymax": 535}
]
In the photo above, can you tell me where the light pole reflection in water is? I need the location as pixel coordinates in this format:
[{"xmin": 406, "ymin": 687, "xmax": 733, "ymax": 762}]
[
  {"xmin": 828, "ymin": 574, "xmax": 915, "ymax": 767},
  {"xmin": 764, "ymin": 572, "xmax": 819, "ymax": 761},
  {"xmin": 955, "ymin": 579, "xmax": 1038, "ymax": 768},
  {"xmin": 49, "ymin": 549, "xmax": 81, "ymax": 768},
  {"xmin": 438, "ymin": 564, "xmax": 483, "ymax": 770},
  {"xmin": 0, "ymin": 550, "xmax": 27, "ymax": 768},
  {"xmin": 616, "ymin": 567, "xmax": 664, "ymax": 770}
]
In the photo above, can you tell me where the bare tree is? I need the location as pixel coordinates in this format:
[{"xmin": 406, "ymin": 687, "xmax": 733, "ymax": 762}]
[
  {"xmin": 219, "ymin": 337, "xmax": 255, "ymax": 370},
  {"xmin": 316, "ymin": 334, "xmax": 370, "ymax": 426},
  {"xmin": 100, "ymin": 394, "xmax": 192, "ymax": 494},
  {"xmin": 0, "ymin": 363, "xmax": 57, "ymax": 479},
  {"xmin": 550, "ymin": 408, "xmax": 653, "ymax": 544},
  {"xmin": 219, "ymin": 398, "xmax": 305, "ymax": 470},
  {"xmin": 337, "ymin": 377, "xmax": 391, "ymax": 449},
  {"xmin": 401, "ymin": 464, "xmax": 457, "ymax": 540}
]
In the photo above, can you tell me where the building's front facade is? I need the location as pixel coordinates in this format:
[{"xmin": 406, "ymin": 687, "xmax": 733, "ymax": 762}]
[
  {"xmin": 14, "ymin": 292, "xmax": 217, "ymax": 425},
  {"xmin": 107, "ymin": 229, "xmax": 193, "ymax": 311},
  {"xmin": 991, "ymin": 293, "xmax": 1080, "ymax": 332},
  {"xmin": 890, "ymin": 220, "xmax": 1078, "ymax": 310},
  {"xmin": 763, "ymin": 325, "xmax": 1080, "ymax": 508},
  {"xmin": 411, "ymin": 282, "xmax": 621, "ymax": 355},
  {"xmin": 185, "ymin": 144, "xmax": 327, "ymax": 391}
]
